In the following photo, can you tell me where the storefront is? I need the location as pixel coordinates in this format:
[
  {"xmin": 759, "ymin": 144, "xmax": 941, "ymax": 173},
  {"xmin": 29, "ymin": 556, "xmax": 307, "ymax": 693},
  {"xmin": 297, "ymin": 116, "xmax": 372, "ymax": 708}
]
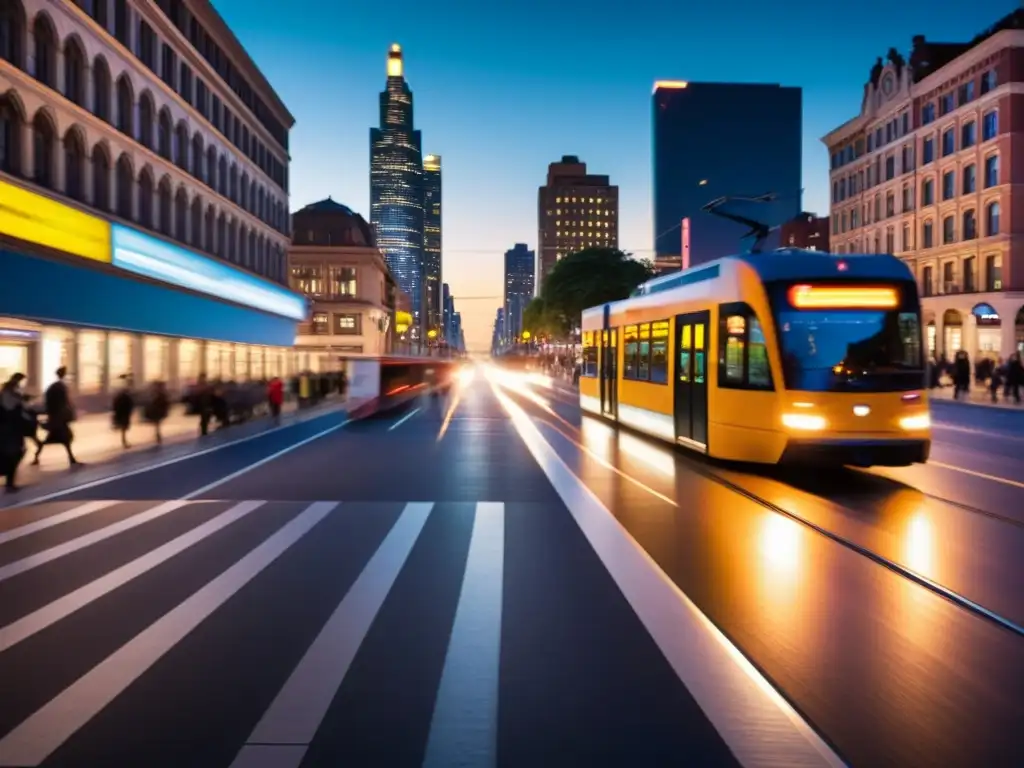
[
  {"xmin": 922, "ymin": 294, "xmax": 1024, "ymax": 363},
  {"xmin": 0, "ymin": 179, "xmax": 307, "ymax": 410}
]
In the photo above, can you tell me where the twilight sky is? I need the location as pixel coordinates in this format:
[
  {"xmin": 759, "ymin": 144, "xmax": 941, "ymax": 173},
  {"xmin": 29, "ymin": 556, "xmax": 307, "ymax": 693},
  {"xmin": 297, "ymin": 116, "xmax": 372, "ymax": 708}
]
[{"xmin": 213, "ymin": 0, "xmax": 1013, "ymax": 351}]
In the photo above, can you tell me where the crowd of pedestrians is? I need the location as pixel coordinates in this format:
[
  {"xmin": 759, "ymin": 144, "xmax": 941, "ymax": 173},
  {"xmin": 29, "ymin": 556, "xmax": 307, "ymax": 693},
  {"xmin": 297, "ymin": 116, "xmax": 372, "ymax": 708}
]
[
  {"xmin": 0, "ymin": 368, "xmax": 348, "ymax": 494},
  {"xmin": 929, "ymin": 350, "xmax": 1023, "ymax": 404}
]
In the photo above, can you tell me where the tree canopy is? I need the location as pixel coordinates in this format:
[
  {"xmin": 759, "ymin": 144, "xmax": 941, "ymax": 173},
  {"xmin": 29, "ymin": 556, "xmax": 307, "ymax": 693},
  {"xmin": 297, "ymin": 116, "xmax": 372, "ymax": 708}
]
[{"xmin": 527, "ymin": 248, "xmax": 654, "ymax": 338}]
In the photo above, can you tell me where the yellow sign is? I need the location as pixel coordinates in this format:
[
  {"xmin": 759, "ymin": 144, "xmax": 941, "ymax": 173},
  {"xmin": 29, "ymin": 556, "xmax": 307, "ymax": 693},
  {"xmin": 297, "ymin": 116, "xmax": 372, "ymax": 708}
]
[
  {"xmin": 395, "ymin": 310, "xmax": 413, "ymax": 334},
  {"xmin": 0, "ymin": 179, "xmax": 110, "ymax": 263},
  {"xmin": 427, "ymin": 329, "xmax": 438, "ymax": 339},
  {"xmin": 522, "ymin": 330, "xmax": 531, "ymax": 340}
]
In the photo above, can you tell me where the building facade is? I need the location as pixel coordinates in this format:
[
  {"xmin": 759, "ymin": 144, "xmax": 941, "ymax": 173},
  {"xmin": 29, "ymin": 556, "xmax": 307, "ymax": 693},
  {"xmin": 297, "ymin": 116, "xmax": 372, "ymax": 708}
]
[
  {"xmin": 422, "ymin": 152, "xmax": 442, "ymax": 336},
  {"xmin": 441, "ymin": 281, "xmax": 452, "ymax": 341},
  {"xmin": 0, "ymin": 0, "xmax": 301, "ymax": 408},
  {"xmin": 537, "ymin": 155, "xmax": 618, "ymax": 287},
  {"xmin": 823, "ymin": 10, "xmax": 1024, "ymax": 361},
  {"xmin": 780, "ymin": 212, "xmax": 830, "ymax": 251},
  {"xmin": 503, "ymin": 243, "xmax": 534, "ymax": 342},
  {"xmin": 289, "ymin": 199, "xmax": 394, "ymax": 366},
  {"xmin": 653, "ymin": 81, "xmax": 802, "ymax": 272},
  {"xmin": 369, "ymin": 44, "xmax": 424, "ymax": 339}
]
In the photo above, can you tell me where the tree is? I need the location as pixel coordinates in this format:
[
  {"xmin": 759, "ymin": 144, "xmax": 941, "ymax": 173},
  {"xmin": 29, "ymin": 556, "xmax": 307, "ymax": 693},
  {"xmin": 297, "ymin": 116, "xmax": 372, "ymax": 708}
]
[
  {"xmin": 522, "ymin": 296, "xmax": 569, "ymax": 340},
  {"xmin": 540, "ymin": 247, "xmax": 655, "ymax": 330}
]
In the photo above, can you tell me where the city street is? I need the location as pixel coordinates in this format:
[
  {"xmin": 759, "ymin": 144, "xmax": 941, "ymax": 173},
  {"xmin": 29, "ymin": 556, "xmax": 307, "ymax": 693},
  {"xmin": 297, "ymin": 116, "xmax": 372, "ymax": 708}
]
[{"xmin": 1, "ymin": 366, "xmax": 1022, "ymax": 767}]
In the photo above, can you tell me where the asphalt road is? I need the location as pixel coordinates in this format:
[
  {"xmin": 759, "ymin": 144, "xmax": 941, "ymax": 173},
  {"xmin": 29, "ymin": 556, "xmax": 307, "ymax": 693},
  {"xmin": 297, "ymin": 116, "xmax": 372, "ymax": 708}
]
[{"xmin": 0, "ymin": 366, "xmax": 1020, "ymax": 767}]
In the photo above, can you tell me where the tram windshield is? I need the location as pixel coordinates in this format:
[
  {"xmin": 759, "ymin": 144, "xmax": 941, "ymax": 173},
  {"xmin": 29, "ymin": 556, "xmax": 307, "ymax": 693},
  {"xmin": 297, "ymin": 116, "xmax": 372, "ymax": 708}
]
[{"xmin": 768, "ymin": 280, "xmax": 925, "ymax": 392}]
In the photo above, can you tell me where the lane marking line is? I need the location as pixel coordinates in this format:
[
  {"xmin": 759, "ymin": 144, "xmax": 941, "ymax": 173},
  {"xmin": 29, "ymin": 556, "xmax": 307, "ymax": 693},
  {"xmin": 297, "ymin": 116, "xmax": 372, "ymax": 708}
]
[
  {"xmin": 182, "ymin": 420, "xmax": 352, "ymax": 499},
  {"xmin": 925, "ymin": 460, "xmax": 1024, "ymax": 490},
  {"xmin": 0, "ymin": 501, "xmax": 119, "ymax": 546},
  {"xmin": 0, "ymin": 501, "xmax": 192, "ymax": 584},
  {"xmin": 422, "ymin": 502, "xmax": 504, "ymax": 768},
  {"xmin": 436, "ymin": 389, "xmax": 463, "ymax": 442},
  {"xmin": 229, "ymin": 502, "xmax": 433, "ymax": 767},
  {"xmin": 4, "ymin": 407, "xmax": 350, "ymax": 508},
  {"xmin": 387, "ymin": 407, "xmax": 421, "ymax": 431},
  {"xmin": 0, "ymin": 501, "xmax": 266, "ymax": 653},
  {"xmin": 493, "ymin": 386, "xmax": 846, "ymax": 768},
  {"xmin": 0, "ymin": 501, "xmax": 339, "ymax": 767}
]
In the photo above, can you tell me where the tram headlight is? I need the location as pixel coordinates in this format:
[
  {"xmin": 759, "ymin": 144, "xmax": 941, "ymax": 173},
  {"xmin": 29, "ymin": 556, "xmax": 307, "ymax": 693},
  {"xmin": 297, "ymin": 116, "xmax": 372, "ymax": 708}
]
[
  {"xmin": 899, "ymin": 414, "xmax": 931, "ymax": 431},
  {"xmin": 782, "ymin": 413, "xmax": 827, "ymax": 431}
]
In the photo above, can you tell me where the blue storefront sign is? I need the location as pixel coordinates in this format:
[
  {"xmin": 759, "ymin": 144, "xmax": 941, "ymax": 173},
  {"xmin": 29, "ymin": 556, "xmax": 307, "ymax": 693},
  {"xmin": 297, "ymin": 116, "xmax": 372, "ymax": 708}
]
[
  {"xmin": 110, "ymin": 224, "xmax": 306, "ymax": 321},
  {"xmin": 0, "ymin": 247, "xmax": 300, "ymax": 346}
]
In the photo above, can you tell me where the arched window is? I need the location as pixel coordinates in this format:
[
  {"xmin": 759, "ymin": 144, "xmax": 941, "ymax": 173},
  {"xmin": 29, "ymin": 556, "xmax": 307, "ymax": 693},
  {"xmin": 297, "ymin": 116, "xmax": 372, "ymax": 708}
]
[
  {"xmin": 174, "ymin": 122, "xmax": 189, "ymax": 172},
  {"xmin": 158, "ymin": 177, "xmax": 172, "ymax": 236},
  {"xmin": 228, "ymin": 221, "xmax": 238, "ymax": 263},
  {"xmin": 138, "ymin": 92, "xmax": 155, "ymax": 149},
  {"xmin": 986, "ymin": 202, "xmax": 1000, "ymax": 236},
  {"xmin": 0, "ymin": 93, "xmax": 25, "ymax": 176},
  {"xmin": 190, "ymin": 195, "xmax": 202, "ymax": 247},
  {"xmin": 216, "ymin": 213, "xmax": 226, "ymax": 259},
  {"xmin": 91, "ymin": 144, "xmax": 110, "ymax": 211},
  {"xmin": 217, "ymin": 156, "xmax": 227, "ymax": 196},
  {"xmin": 138, "ymin": 169, "xmax": 154, "ymax": 229},
  {"xmin": 1, "ymin": 0, "xmax": 27, "ymax": 70},
  {"xmin": 248, "ymin": 230, "xmax": 256, "ymax": 268},
  {"xmin": 257, "ymin": 234, "xmax": 265, "ymax": 275},
  {"xmin": 191, "ymin": 133, "xmax": 204, "ymax": 182},
  {"xmin": 32, "ymin": 14, "xmax": 57, "ymax": 88},
  {"xmin": 257, "ymin": 187, "xmax": 265, "ymax": 222},
  {"xmin": 116, "ymin": 153, "xmax": 133, "ymax": 220},
  {"xmin": 174, "ymin": 187, "xmax": 188, "ymax": 242},
  {"xmin": 92, "ymin": 56, "xmax": 111, "ymax": 122},
  {"xmin": 31, "ymin": 110, "xmax": 56, "ymax": 188},
  {"xmin": 115, "ymin": 75, "xmax": 133, "ymax": 136},
  {"xmin": 962, "ymin": 209, "xmax": 977, "ymax": 240},
  {"xmin": 204, "ymin": 205, "xmax": 215, "ymax": 253},
  {"xmin": 63, "ymin": 37, "xmax": 86, "ymax": 106},
  {"xmin": 157, "ymin": 109, "xmax": 172, "ymax": 159},
  {"xmin": 240, "ymin": 172, "xmax": 249, "ymax": 210},
  {"xmin": 63, "ymin": 128, "xmax": 85, "ymax": 201},
  {"xmin": 249, "ymin": 179, "xmax": 257, "ymax": 215},
  {"xmin": 229, "ymin": 164, "xmax": 238, "ymax": 201},
  {"xmin": 206, "ymin": 146, "xmax": 217, "ymax": 189}
]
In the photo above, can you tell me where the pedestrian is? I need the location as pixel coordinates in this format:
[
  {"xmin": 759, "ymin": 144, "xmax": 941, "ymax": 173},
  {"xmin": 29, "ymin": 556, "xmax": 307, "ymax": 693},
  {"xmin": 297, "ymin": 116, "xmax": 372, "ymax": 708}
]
[
  {"xmin": 268, "ymin": 376, "xmax": 284, "ymax": 423},
  {"xmin": 112, "ymin": 374, "xmax": 135, "ymax": 449},
  {"xmin": 143, "ymin": 381, "xmax": 170, "ymax": 445},
  {"xmin": 33, "ymin": 367, "xmax": 80, "ymax": 467},
  {"xmin": 0, "ymin": 373, "xmax": 31, "ymax": 493}
]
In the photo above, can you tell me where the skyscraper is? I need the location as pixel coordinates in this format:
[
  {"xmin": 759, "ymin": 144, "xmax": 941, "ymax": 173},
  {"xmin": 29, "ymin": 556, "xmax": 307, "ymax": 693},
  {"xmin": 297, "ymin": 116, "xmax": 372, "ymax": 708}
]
[
  {"xmin": 422, "ymin": 154, "xmax": 442, "ymax": 335},
  {"xmin": 652, "ymin": 81, "xmax": 802, "ymax": 272},
  {"xmin": 370, "ymin": 44, "xmax": 425, "ymax": 337},
  {"xmin": 441, "ymin": 282, "xmax": 452, "ymax": 342},
  {"xmin": 537, "ymin": 156, "xmax": 618, "ymax": 288},
  {"xmin": 504, "ymin": 243, "xmax": 535, "ymax": 342}
]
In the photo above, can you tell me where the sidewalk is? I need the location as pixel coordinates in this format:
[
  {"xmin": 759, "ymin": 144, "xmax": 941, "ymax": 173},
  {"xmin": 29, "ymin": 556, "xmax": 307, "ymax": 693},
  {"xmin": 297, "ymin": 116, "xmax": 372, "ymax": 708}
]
[
  {"xmin": 15, "ymin": 396, "xmax": 347, "ymax": 487},
  {"xmin": 928, "ymin": 385, "xmax": 1023, "ymax": 410}
]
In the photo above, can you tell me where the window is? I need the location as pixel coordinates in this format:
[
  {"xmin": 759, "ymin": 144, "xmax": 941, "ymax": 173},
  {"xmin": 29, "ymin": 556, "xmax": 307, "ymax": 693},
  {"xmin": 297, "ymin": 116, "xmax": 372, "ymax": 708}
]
[
  {"xmin": 922, "ymin": 103, "xmax": 935, "ymax": 125},
  {"xmin": 985, "ymin": 254, "xmax": 1002, "ymax": 291},
  {"xmin": 161, "ymin": 44, "xmax": 176, "ymax": 88},
  {"xmin": 962, "ymin": 209, "xmax": 977, "ymax": 240},
  {"xmin": 581, "ymin": 331, "xmax": 598, "ymax": 377},
  {"xmin": 922, "ymin": 137, "xmax": 934, "ymax": 164},
  {"xmin": 985, "ymin": 202, "xmax": 1000, "ymax": 236},
  {"xmin": 942, "ymin": 171, "xmax": 955, "ymax": 201},
  {"xmin": 963, "ymin": 164, "xmax": 976, "ymax": 194},
  {"xmin": 717, "ymin": 303, "xmax": 772, "ymax": 390},
  {"xmin": 922, "ymin": 220, "xmax": 934, "ymax": 248},
  {"xmin": 311, "ymin": 312, "xmax": 329, "ymax": 335},
  {"xmin": 982, "ymin": 111, "xmax": 997, "ymax": 141},
  {"xmin": 981, "ymin": 70, "xmax": 997, "ymax": 95},
  {"xmin": 334, "ymin": 313, "xmax": 360, "ymax": 335},
  {"xmin": 963, "ymin": 256, "xmax": 976, "ymax": 293},
  {"xmin": 962, "ymin": 121, "xmax": 976, "ymax": 149},
  {"xmin": 959, "ymin": 81, "xmax": 974, "ymax": 105},
  {"xmin": 650, "ymin": 321, "xmax": 669, "ymax": 383},
  {"xmin": 984, "ymin": 155, "xmax": 999, "ymax": 188},
  {"xmin": 622, "ymin": 321, "xmax": 669, "ymax": 383},
  {"xmin": 941, "ymin": 129, "xmax": 955, "ymax": 157},
  {"xmin": 922, "ymin": 178, "xmax": 934, "ymax": 206},
  {"xmin": 942, "ymin": 215, "xmax": 955, "ymax": 245}
]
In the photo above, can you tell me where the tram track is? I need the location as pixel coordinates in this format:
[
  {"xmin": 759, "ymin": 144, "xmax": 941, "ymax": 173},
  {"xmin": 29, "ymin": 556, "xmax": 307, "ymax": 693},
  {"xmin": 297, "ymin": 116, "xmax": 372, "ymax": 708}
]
[{"xmin": 503, "ymin": 383, "xmax": 1024, "ymax": 641}]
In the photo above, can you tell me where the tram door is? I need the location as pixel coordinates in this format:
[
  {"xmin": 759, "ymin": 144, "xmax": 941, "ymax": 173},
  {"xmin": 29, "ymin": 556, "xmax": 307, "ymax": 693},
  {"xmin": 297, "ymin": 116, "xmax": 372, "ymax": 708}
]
[
  {"xmin": 674, "ymin": 311, "xmax": 709, "ymax": 448},
  {"xmin": 600, "ymin": 308, "xmax": 618, "ymax": 418}
]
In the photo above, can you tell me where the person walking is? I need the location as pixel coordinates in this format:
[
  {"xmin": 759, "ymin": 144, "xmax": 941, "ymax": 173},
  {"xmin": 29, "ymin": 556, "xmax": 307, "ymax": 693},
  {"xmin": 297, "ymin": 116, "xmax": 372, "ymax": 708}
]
[
  {"xmin": 267, "ymin": 377, "xmax": 284, "ymax": 423},
  {"xmin": 33, "ymin": 367, "xmax": 80, "ymax": 467},
  {"xmin": 112, "ymin": 374, "xmax": 135, "ymax": 449},
  {"xmin": 0, "ymin": 373, "xmax": 31, "ymax": 493},
  {"xmin": 144, "ymin": 381, "xmax": 170, "ymax": 445}
]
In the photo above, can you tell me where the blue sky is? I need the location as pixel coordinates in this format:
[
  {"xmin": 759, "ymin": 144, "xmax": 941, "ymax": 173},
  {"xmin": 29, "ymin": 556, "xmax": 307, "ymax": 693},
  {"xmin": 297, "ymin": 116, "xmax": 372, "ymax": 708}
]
[{"xmin": 213, "ymin": 0, "xmax": 1015, "ymax": 350}]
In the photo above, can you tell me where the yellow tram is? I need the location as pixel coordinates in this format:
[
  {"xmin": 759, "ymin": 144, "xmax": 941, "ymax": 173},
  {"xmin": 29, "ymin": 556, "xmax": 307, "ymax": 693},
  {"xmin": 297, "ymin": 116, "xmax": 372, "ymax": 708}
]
[{"xmin": 579, "ymin": 249, "xmax": 931, "ymax": 467}]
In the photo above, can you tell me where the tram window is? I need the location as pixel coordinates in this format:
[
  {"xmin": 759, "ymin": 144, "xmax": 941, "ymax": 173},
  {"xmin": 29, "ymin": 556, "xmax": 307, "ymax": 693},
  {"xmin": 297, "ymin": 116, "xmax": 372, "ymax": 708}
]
[
  {"xmin": 623, "ymin": 325, "xmax": 639, "ymax": 379},
  {"xmin": 581, "ymin": 331, "xmax": 598, "ymax": 377},
  {"xmin": 718, "ymin": 302, "xmax": 775, "ymax": 391},
  {"xmin": 651, "ymin": 320, "xmax": 670, "ymax": 382},
  {"xmin": 638, "ymin": 323, "xmax": 651, "ymax": 379}
]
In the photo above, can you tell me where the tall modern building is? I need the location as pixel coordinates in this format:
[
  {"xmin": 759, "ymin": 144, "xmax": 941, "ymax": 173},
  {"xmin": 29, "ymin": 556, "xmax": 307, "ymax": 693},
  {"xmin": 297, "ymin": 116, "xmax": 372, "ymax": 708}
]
[
  {"xmin": 504, "ymin": 243, "xmax": 535, "ymax": 342},
  {"xmin": 537, "ymin": 156, "xmax": 618, "ymax": 287},
  {"xmin": 653, "ymin": 81, "xmax": 802, "ymax": 272},
  {"xmin": 370, "ymin": 44, "xmax": 425, "ymax": 337},
  {"xmin": 441, "ymin": 282, "xmax": 452, "ymax": 341},
  {"xmin": 422, "ymin": 153, "xmax": 442, "ymax": 334}
]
